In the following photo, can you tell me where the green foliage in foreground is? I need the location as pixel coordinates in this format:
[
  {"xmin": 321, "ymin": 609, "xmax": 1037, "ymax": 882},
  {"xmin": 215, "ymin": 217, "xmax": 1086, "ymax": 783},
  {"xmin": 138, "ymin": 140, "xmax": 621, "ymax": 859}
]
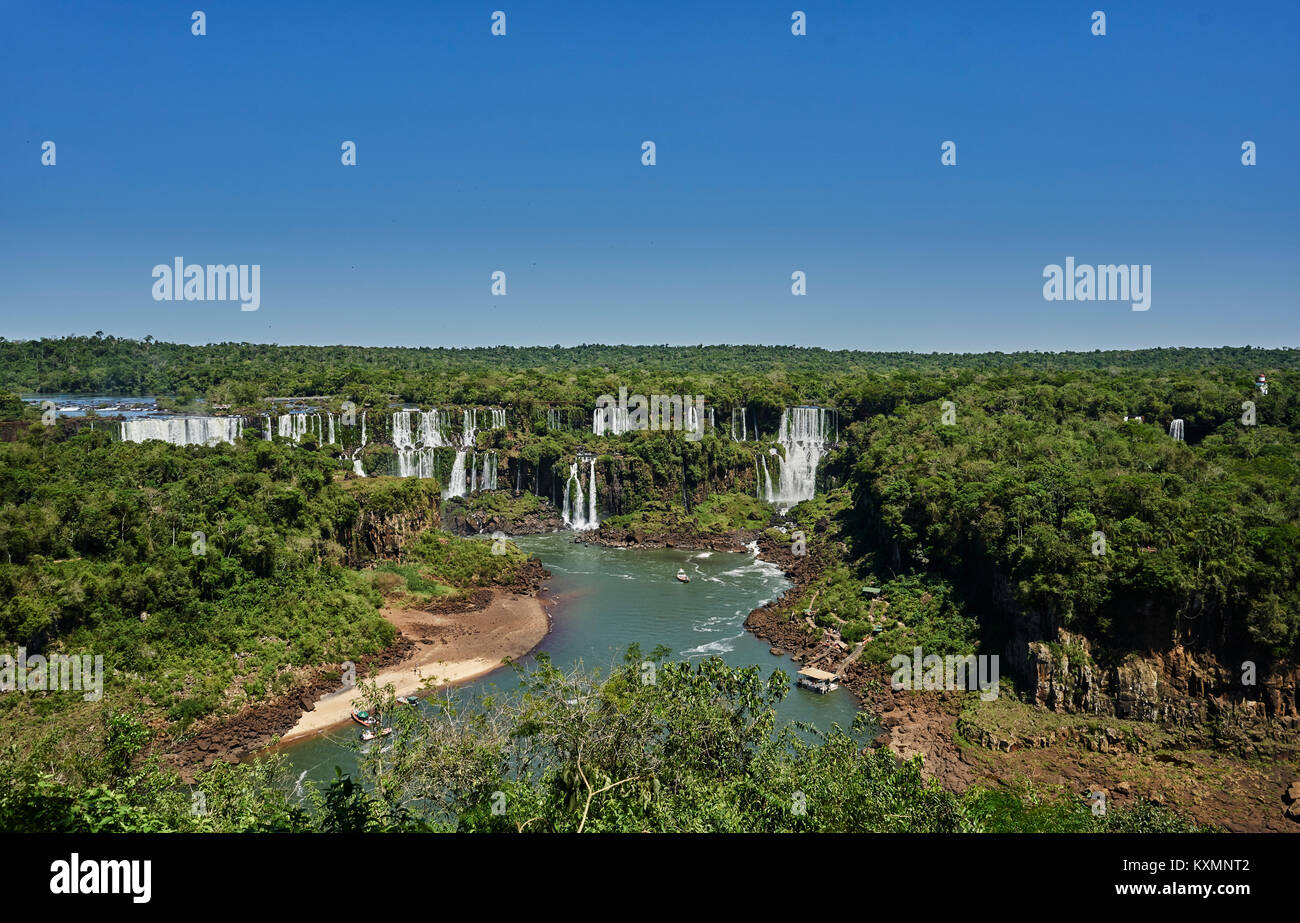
[{"xmin": 0, "ymin": 656, "xmax": 1209, "ymax": 833}]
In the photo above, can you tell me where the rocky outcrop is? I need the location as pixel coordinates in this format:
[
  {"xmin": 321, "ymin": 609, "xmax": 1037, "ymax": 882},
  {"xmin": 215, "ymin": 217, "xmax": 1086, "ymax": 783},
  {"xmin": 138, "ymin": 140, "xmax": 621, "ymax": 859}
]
[
  {"xmin": 335, "ymin": 481, "xmax": 442, "ymax": 565},
  {"xmin": 1020, "ymin": 628, "xmax": 1300, "ymax": 752},
  {"xmin": 440, "ymin": 498, "xmax": 565, "ymax": 536}
]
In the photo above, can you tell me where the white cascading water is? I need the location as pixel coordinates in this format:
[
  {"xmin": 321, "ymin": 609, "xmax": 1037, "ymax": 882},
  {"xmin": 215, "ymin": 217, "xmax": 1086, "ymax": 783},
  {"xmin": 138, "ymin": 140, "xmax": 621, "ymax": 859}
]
[
  {"xmin": 480, "ymin": 451, "xmax": 498, "ymax": 490},
  {"xmin": 765, "ymin": 407, "xmax": 831, "ymax": 509},
  {"xmin": 731, "ymin": 407, "xmax": 748, "ymax": 441},
  {"xmin": 562, "ymin": 457, "xmax": 598, "ymax": 530},
  {"xmin": 263, "ymin": 415, "xmax": 272, "ymax": 441},
  {"xmin": 352, "ymin": 411, "xmax": 367, "ymax": 477},
  {"xmin": 119, "ymin": 417, "xmax": 242, "ymax": 446},
  {"xmin": 442, "ymin": 409, "xmax": 478, "ymax": 499},
  {"xmin": 1169, "ymin": 419, "xmax": 1185, "ymax": 442},
  {"xmin": 277, "ymin": 413, "xmax": 326, "ymax": 442},
  {"xmin": 562, "ymin": 462, "xmax": 585, "ymax": 529},
  {"xmin": 328, "ymin": 414, "xmax": 335, "ymax": 445},
  {"xmin": 394, "ymin": 409, "xmax": 451, "ymax": 478},
  {"xmin": 445, "ymin": 452, "xmax": 467, "ymax": 498}
]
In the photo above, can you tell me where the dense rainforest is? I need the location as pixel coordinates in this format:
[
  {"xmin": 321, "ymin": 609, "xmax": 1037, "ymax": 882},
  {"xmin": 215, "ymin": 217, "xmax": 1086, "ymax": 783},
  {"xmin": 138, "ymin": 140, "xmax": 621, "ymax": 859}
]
[
  {"xmin": 3, "ymin": 335, "xmax": 1298, "ymax": 413},
  {"xmin": 0, "ymin": 335, "xmax": 1295, "ymax": 831}
]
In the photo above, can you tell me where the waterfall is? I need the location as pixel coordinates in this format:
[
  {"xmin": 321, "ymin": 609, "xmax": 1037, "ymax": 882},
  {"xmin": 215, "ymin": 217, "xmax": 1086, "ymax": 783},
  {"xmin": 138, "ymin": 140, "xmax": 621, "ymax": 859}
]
[
  {"xmin": 276, "ymin": 413, "xmax": 321, "ymax": 442},
  {"xmin": 263, "ymin": 415, "xmax": 272, "ymax": 441},
  {"xmin": 481, "ymin": 451, "xmax": 498, "ymax": 490},
  {"xmin": 562, "ymin": 461, "xmax": 587, "ymax": 530},
  {"xmin": 731, "ymin": 407, "xmax": 748, "ymax": 441},
  {"xmin": 119, "ymin": 417, "xmax": 242, "ymax": 446},
  {"xmin": 560, "ymin": 458, "xmax": 598, "ymax": 531},
  {"xmin": 441, "ymin": 409, "xmax": 478, "ymax": 498},
  {"xmin": 444, "ymin": 451, "xmax": 467, "ymax": 499},
  {"xmin": 351, "ymin": 411, "xmax": 367, "ymax": 476},
  {"xmin": 488, "ymin": 408, "xmax": 506, "ymax": 429},
  {"xmin": 765, "ymin": 407, "xmax": 830, "ymax": 509},
  {"xmin": 1169, "ymin": 419, "xmax": 1185, "ymax": 442},
  {"xmin": 327, "ymin": 413, "xmax": 335, "ymax": 446},
  {"xmin": 761, "ymin": 455, "xmax": 773, "ymax": 500},
  {"xmin": 462, "ymin": 409, "xmax": 477, "ymax": 446},
  {"xmin": 394, "ymin": 409, "xmax": 452, "ymax": 478}
]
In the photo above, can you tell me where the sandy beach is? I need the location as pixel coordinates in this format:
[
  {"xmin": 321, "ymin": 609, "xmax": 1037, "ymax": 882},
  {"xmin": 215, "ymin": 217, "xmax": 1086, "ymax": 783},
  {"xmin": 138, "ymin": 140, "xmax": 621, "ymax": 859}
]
[{"xmin": 279, "ymin": 591, "xmax": 550, "ymax": 743}]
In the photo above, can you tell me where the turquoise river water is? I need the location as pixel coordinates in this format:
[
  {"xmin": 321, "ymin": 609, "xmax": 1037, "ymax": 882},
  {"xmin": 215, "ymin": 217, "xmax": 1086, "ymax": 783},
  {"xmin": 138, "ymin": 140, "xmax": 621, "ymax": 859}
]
[{"xmin": 277, "ymin": 533, "xmax": 865, "ymax": 788}]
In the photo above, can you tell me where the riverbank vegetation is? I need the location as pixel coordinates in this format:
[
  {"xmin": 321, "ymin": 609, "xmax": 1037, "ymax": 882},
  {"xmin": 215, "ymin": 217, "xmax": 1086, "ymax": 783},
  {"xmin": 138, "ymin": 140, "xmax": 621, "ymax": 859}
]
[
  {"xmin": 0, "ymin": 427, "xmax": 531, "ymax": 750},
  {"xmin": 0, "ymin": 656, "xmax": 1208, "ymax": 833}
]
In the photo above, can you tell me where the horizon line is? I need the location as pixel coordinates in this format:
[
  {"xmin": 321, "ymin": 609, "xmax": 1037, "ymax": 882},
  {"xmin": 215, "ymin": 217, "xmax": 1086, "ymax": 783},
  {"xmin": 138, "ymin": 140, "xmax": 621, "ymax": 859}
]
[{"xmin": 3, "ymin": 335, "xmax": 1298, "ymax": 357}]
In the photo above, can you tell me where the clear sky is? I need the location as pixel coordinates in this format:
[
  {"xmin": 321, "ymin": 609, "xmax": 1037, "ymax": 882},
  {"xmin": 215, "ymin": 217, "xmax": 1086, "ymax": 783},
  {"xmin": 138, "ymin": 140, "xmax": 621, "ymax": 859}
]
[{"xmin": 2, "ymin": 0, "xmax": 1296, "ymax": 351}]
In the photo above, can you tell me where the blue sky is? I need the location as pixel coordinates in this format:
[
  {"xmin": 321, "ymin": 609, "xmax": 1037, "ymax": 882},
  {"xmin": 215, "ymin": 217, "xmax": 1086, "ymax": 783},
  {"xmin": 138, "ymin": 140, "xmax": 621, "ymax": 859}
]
[{"xmin": 1, "ymin": 0, "xmax": 1296, "ymax": 351}]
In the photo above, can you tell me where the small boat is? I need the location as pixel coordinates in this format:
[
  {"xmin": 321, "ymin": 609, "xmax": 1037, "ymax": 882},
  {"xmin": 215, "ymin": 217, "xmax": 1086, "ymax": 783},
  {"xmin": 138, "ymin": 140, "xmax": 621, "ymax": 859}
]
[
  {"xmin": 350, "ymin": 709, "xmax": 375, "ymax": 727},
  {"xmin": 796, "ymin": 667, "xmax": 839, "ymax": 694},
  {"xmin": 360, "ymin": 727, "xmax": 393, "ymax": 741},
  {"xmin": 675, "ymin": 569, "xmax": 690, "ymax": 583},
  {"xmin": 396, "ymin": 695, "xmax": 418, "ymax": 706}
]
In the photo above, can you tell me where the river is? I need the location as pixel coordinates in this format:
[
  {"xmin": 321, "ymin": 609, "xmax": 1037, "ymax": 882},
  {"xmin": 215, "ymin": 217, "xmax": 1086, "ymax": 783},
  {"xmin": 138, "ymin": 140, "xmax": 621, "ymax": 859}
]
[{"xmin": 277, "ymin": 532, "xmax": 866, "ymax": 788}]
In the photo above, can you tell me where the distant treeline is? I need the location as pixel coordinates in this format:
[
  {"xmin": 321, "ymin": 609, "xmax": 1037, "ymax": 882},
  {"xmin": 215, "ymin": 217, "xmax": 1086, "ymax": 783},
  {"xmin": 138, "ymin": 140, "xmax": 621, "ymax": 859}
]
[{"xmin": 1, "ymin": 336, "xmax": 1297, "ymax": 411}]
